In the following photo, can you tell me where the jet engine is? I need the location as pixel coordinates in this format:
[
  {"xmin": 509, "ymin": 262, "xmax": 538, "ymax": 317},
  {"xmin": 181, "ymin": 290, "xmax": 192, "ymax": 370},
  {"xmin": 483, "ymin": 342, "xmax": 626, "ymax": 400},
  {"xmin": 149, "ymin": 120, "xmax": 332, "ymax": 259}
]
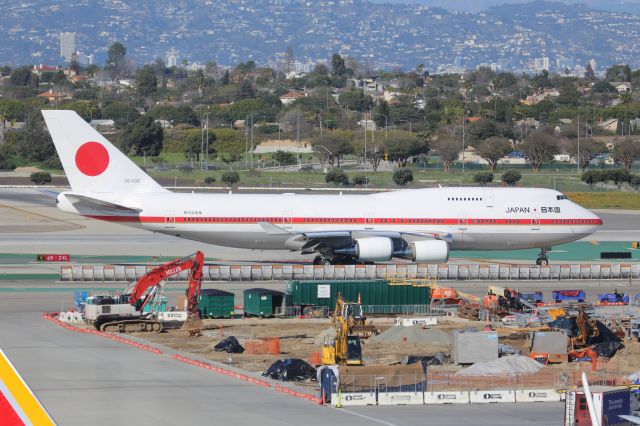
[
  {"xmin": 354, "ymin": 237, "xmax": 393, "ymax": 262},
  {"xmin": 409, "ymin": 240, "xmax": 449, "ymax": 264}
]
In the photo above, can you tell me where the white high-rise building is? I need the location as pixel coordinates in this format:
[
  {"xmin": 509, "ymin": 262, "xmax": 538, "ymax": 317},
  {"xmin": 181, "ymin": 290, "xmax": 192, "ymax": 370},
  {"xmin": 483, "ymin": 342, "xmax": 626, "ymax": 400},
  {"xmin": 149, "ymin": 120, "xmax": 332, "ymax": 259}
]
[
  {"xmin": 589, "ymin": 59, "xmax": 597, "ymax": 74},
  {"xmin": 59, "ymin": 32, "xmax": 76, "ymax": 61},
  {"xmin": 167, "ymin": 50, "xmax": 178, "ymax": 67},
  {"xmin": 534, "ymin": 57, "xmax": 549, "ymax": 72}
]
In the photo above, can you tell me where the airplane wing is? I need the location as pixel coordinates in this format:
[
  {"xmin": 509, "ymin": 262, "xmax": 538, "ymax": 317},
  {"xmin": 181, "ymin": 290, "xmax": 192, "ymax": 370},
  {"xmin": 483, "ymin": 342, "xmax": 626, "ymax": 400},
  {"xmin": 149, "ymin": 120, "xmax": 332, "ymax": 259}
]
[
  {"xmin": 620, "ymin": 416, "xmax": 640, "ymax": 425},
  {"xmin": 281, "ymin": 228, "xmax": 453, "ymax": 255}
]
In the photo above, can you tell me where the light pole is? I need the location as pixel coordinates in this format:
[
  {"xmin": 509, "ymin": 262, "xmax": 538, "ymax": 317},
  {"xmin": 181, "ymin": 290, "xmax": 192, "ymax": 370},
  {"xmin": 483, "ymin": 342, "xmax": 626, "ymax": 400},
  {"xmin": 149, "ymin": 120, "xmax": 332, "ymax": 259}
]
[
  {"xmin": 201, "ymin": 112, "xmax": 209, "ymax": 170},
  {"xmin": 245, "ymin": 113, "xmax": 254, "ymax": 170},
  {"xmin": 398, "ymin": 119, "xmax": 412, "ymax": 133}
]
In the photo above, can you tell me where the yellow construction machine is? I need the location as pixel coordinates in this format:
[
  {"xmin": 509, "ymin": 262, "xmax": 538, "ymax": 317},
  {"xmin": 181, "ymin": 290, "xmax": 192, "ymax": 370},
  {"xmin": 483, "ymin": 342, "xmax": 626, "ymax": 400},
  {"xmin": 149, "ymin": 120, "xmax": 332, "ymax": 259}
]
[
  {"xmin": 334, "ymin": 294, "xmax": 379, "ymax": 338},
  {"xmin": 321, "ymin": 295, "xmax": 364, "ymax": 365}
]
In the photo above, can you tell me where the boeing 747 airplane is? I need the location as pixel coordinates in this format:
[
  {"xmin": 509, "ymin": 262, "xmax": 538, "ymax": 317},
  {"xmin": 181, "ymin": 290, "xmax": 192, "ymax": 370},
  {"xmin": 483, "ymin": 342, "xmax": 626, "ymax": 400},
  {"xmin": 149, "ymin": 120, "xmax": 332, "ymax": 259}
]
[{"xmin": 42, "ymin": 110, "xmax": 602, "ymax": 265}]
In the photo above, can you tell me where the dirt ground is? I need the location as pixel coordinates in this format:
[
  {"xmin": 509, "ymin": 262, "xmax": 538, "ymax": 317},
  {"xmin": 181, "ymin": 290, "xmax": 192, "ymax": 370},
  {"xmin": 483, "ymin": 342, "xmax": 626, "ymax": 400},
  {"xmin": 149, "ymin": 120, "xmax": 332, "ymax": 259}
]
[{"xmin": 108, "ymin": 316, "xmax": 640, "ymax": 390}]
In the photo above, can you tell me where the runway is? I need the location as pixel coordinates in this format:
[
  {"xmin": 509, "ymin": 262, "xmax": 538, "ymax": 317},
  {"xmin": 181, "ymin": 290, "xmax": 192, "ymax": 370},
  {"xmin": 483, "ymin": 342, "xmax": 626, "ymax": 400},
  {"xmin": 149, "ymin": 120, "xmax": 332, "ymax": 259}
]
[{"xmin": 0, "ymin": 187, "xmax": 637, "ymax": 425}]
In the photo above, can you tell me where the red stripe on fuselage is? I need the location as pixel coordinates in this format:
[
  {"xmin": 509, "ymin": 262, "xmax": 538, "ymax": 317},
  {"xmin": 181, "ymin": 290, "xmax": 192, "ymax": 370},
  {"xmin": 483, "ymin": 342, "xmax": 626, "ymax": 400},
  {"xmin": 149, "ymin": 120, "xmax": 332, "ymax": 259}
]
[{"xmin": 86, "ymin": 215, "xmax": 603, "ymax": 226}]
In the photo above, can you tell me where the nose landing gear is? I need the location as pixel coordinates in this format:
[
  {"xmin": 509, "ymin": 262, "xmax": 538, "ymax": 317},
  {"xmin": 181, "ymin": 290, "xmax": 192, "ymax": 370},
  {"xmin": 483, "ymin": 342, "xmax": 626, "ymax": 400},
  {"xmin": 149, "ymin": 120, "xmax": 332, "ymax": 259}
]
[{"xmin": 536, "ymin": 247, "xmax": 550, "ymax": 265}]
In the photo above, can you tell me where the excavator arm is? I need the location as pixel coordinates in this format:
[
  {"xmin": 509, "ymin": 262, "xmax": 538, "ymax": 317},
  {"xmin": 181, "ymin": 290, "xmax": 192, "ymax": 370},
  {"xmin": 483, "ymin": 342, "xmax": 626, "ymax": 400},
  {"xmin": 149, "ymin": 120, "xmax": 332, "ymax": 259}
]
[{"xmin": 127, "ymin": 251, "xmax": 205, "ymax": 312}]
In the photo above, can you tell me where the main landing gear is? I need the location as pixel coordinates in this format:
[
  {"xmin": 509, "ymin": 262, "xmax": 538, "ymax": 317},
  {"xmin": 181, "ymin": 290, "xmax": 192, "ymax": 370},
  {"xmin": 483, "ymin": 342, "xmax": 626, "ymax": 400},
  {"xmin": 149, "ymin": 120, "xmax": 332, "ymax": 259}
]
[
  {"xmin": 313, "ymin": 255, "xmax": 358, "ymax": 265},
  {"xmin": 536, "ymin": 247, "xmax": 550, "ymax": 265}
]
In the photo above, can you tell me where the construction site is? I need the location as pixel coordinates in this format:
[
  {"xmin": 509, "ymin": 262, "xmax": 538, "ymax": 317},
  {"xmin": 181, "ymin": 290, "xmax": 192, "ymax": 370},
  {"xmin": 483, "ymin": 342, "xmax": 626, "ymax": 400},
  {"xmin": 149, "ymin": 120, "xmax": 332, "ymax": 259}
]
[{"xmin": 48, "ymin": 251, "xmax": 640, "ymax": 423}]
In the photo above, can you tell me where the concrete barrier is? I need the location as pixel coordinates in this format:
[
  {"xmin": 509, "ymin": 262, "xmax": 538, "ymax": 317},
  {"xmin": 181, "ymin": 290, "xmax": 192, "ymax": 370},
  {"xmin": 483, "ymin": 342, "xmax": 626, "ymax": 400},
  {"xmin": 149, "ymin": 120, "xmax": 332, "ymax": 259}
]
[
  {"xmin": 515, "ymin": 389, "xmax": 561, "ymax": 403},
  {"xmin": 424, "ymin": 391, "xmax": 470, "ymax": 404},
  {"xmin": 378, "ymin": 391, "xmax": 423, "ymax": 405},
  {"xmin": 58, "ymin": 262, "xmax": 640, "ymax": 282},
  {"xmin": 331, "ymin": 392, "xmax": 376, "ymax": 406},
  {"xmin": 469, "ymin": 390, "xmax": 516, "ymax": 404}
]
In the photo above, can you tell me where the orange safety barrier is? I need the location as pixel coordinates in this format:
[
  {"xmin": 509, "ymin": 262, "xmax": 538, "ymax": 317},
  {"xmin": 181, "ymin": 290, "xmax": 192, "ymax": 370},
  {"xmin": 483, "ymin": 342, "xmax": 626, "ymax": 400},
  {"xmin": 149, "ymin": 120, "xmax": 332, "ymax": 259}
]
[
  {"xmin": 171, "ymin": 354, "xmax": 271, "ymax": 388},
  {"xmin": 245, "ymin": 338, "xmax": 280, "ymax": 355},
  {"xmin": 275, "ymin": 384, "xmax": 323, "ymax": 404},
  {"xmin": 42, "ymin": 313, "xmax": 162, "ymax": 354},
  {"xmin": 309, "ymin": 351, "xmax": 321, "ymax": 367}
]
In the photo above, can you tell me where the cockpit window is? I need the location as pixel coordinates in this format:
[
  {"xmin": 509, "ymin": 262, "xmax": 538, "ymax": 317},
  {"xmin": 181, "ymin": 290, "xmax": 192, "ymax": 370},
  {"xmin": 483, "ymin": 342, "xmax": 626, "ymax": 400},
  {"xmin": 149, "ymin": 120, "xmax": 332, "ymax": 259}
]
[{"xmin": 557, "ymin": 195, "xmax": 568, "ymax": 200}]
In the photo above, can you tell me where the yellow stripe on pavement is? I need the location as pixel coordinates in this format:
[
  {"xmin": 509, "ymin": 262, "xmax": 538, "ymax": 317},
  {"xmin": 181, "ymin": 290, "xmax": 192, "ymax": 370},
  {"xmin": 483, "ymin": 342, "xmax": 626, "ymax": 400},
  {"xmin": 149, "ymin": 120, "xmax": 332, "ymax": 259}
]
[{"xmin": 0, "ymin": 349, "xmax": 55, "ymax": 425}]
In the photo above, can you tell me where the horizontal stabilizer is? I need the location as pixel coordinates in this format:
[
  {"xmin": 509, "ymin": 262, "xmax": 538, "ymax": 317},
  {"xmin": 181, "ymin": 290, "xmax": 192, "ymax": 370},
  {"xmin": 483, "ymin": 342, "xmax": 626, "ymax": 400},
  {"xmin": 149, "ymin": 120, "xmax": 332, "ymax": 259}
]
[{"xmin": 65, "ymin": 193, "xmax": 142, "ymax": 214}]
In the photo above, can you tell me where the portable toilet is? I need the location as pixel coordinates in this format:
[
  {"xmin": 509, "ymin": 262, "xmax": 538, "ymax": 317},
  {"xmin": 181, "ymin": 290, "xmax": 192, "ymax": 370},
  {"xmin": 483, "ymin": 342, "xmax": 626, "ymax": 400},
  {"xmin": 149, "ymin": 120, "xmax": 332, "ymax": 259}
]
[
  {"xmin": 243, "ymin": 288, "xmax": 284, "ymax": 317},
  {"xmin": 198, "ymin": 289, "xmax": 235, "ymax": 318}
]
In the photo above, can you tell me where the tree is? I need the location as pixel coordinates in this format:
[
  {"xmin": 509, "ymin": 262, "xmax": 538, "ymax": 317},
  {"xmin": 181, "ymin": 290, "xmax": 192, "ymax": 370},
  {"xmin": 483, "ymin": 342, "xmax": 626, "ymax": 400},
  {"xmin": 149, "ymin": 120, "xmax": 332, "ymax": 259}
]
[
  {"xmin": 121, "ymin": 115, "xmax": 163, "ymax": 156},
  {"xmin": 10, "ymin": 66, "xmax": 38, "ymax": 87},
  {"xmin": 620, "ymin": 91, "xmax": 633, "ymax": 131},
  {"xmin": 101, "ymin": 102, "xmax": 140, "ymax": 127},
  {"xmin": 383, "ymin": 132, "xmax": 427, "ymax": 168},
  {"xmin": 105, "ymin": 42, "xmax": 127, "ymax": 79},
  {"xmin": 312, "ymin": 130, "xmax": 353, "ymax": 167},
  {"xmin": 473, "ymin": 171, "xmax": 494, "ymax": 186},
  {"xmin": 466, "ymin": 119, "xmax": 497, "ymax": 146},
  {"xmin": 135, "ymin": 65, "xmax": 158, "ymax": 102},
  {"xmin": 392, "ymin": 168, "xmax": 413, "ymax": 186},
  {"xmin": 338, "ymin": 90, "xmax": 372, "ymax": 112},
  {"xmin": 630, "ymin": 174, "xmax": 640, "ymax": 191},
  {"xmin": 613, "ymin": 138, "xmax": 640, "ymax": 171},
  {"xmin": 325, "ymin": 168, "xmax": 349, "ymax": 186},
  {"xmin": 149, "ymin": 105, "xmax": 199, "ymax": 126},
  {"xmin": 274, "ymin": 150, "xmax": 296, "ymax": 169},
  {"xmin": 581, "ymin": 170, "xmax": 604, "ymax": 188},
  {"xmin": 501, "ymin": 169, "xmax": 522, "ymax": 186},
  {"xmin": 432, "ymin": 135, "xmax": 462, "ymax": 172},
  {"xmin": 565, "ymin": 138, "xmax": 607, "ymax": 172},
  {"xmin": 584, "ymin": 62, "xmax": 596, "ymax": 80},
  {"xmin": 606, "ymin": 64, "xmax": 631, "ymax": 82},
  {"xmin": 331, "ymin": 53, "xmax": 346, "ymax": 76},
  {"xmin": 221, "ymin": 70, "xmax": 230, "ymax": 85},
  {"xmin": 353, "ymin": 175, "xmax": 369, "ymax": 186},
  {"xmin": 221, "ymin": 170, "xmax": 240, "ymax": 187},
  {"xmin": 30, "ymin": 172, "xmax": 52, "ymax": 185},
  {"xmin": 519, "ymin": 132, "xmax": 560, "ymax": 172},
  {"xmin": 373, "ymin": 100, "xmax": 390, "ymax": 128},
  {"xmin": 477, "ymin": 137, "xmax": 512, "ymax": 172}
]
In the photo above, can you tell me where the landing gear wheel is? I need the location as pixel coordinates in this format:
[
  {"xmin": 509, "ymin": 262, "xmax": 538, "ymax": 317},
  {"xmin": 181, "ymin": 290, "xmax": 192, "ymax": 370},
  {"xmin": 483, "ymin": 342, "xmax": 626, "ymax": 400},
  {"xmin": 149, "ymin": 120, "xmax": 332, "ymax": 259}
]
[
  {"xmin": 313, "ymin": 255, "xmax": 323, "ymax": 265},
  {"xmin": 536, "ymin": 257, "xmax": 549, "ymax": 265},
  {"xmin": 536, "ymin": 247, "xmax": 550, "ymax": 265}
]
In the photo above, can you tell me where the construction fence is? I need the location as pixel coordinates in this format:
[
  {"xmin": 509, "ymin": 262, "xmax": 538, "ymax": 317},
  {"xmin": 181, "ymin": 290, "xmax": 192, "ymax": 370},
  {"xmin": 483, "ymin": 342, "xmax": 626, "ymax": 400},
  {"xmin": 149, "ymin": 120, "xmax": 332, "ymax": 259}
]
[
  {"xmin": 60, "ymin": 263, "xmax": 640, "ymax": 282},
  {"xmin": 325, "ymin": 368, "xmax": 629, "ymax": 407}
]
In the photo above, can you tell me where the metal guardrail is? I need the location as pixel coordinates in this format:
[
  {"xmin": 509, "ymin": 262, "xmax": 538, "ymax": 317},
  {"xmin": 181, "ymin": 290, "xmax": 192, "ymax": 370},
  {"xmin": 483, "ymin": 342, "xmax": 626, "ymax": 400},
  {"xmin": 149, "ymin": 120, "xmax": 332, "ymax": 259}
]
[{"xmin": 60, "ymin": 263, "xmax": 640, "ymax": 282}]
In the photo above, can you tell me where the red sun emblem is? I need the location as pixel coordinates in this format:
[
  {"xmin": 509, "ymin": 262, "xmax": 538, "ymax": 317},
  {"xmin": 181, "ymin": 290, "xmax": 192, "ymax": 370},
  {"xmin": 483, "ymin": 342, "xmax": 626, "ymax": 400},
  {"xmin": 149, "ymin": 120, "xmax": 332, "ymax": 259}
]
[{"xmin": 75, "ymin": 141, "xmax": 110, "ymax": 176}]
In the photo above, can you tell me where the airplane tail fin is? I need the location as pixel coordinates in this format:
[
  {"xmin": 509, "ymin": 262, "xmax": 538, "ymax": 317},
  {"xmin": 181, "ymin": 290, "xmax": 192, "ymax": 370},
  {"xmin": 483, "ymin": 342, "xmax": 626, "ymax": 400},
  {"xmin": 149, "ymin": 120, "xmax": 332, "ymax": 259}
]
[{"xmin": 42, "ymin": 110, "xmax": 167, "ymax": 194}]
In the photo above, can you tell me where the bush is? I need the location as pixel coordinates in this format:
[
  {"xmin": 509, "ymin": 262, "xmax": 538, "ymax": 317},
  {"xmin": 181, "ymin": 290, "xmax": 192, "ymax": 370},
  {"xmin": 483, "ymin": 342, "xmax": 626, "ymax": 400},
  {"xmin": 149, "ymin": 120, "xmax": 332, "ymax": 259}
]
[
  {"xmin": 501, "ymin": 169, "xmax": 522, "ymax": 186},
  {"xmin": 473, "ymin": 171, "xmax": 494, "ymax": 186},
  {"xmin": 392, "ymin": 168, "xmax": 413, "ymax": 186},
  {"xmin": 30, "ymin": 171, "xmax": 52, "ymax": 185},
  {"xmin": 204, "ymin": 176, "xmax": 216, "ymax": 185},
  {"xmin": 581, "ymin": 170, "xmax": 604, "ymax": 187},
  {"xmin": 325, "ymin": 168, "xmax": 349, "ymax": 186},
  {"xmin": 629, "ymin": 174, "xmax": 640, "ymax": 191},
  {"xmin": 221, "ymin": 171, "xmax": 240, "ymax": 187},
  {"xmin": 603, "ymin": 168, "xmax": 630, "ymax": 189},
  {"xmin": 353, "ymin": 175, "xmax": 369, "ymax": 186}
]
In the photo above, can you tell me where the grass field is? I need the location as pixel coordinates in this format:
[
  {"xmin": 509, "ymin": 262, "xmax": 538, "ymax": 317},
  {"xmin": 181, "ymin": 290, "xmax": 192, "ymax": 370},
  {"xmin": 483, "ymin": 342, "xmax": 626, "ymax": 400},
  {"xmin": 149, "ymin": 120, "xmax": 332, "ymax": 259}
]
[{"xmin": 566, "ymin": 192, "xmax": 640, "ymax": 210}]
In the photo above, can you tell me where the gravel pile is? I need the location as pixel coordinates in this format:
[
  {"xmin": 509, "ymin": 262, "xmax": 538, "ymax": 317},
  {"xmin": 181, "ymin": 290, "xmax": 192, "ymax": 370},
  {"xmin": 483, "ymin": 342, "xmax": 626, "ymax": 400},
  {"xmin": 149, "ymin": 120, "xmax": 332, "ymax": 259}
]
[
  {"xmin": 370, "ymin": 325, "xmax": 450, "ymax": 345},
  {"xmin": 454, "ymin": 355, "xmax": 543, "ymax": 376},
  {"xmin": 314, "ymin": 327, "xmax": 336, "ymax": 345}
]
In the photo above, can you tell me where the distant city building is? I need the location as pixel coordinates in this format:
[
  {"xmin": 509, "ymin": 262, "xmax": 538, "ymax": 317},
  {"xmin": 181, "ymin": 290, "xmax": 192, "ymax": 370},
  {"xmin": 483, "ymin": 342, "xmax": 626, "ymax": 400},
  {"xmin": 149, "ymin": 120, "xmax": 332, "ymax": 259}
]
[
  {"xmin": 589, "ymin": 58, "xmax": 597, "ymax": 74},
  {"xmin": 534, "ymin": 57, "xmax": 549, "ymax": 72},
  {"xmin": 59, "ymin": 32, "xmax": 76, "ymax": 61},
  {"xmin": 167, "ymin": 51, "xmax": 178, "ymax": 67}
]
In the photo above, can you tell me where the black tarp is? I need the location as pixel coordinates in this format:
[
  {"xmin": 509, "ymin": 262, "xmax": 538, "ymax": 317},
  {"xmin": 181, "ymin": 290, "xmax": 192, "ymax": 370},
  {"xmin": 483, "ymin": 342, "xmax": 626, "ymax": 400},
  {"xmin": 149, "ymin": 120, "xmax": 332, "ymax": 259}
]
[
  {"xmin": 214, "ymin": 336, "xmax": 244, "ymax": 353},
  {"xmin": 548, "ymin": 317, "xmax": 623, "ymax": 358},
  {"xmin": 262, "ymin": 359, "xmax": 317, "ymax": 382}
]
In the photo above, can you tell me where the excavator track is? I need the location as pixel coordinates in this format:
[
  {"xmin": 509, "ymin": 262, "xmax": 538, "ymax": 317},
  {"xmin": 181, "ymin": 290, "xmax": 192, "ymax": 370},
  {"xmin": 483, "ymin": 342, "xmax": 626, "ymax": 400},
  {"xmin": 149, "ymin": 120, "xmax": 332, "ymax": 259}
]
[{"xmin": 100, "ymin": 319, "xmax": 163, "ymax": 333}]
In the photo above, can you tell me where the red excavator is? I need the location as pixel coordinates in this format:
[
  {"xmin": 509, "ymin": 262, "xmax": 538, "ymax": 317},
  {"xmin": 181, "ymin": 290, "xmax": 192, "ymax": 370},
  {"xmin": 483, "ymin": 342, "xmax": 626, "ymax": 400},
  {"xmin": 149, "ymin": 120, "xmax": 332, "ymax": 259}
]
[{"xmin": 94, "ymin": 251, "xmax": 205, "ymax": 335}]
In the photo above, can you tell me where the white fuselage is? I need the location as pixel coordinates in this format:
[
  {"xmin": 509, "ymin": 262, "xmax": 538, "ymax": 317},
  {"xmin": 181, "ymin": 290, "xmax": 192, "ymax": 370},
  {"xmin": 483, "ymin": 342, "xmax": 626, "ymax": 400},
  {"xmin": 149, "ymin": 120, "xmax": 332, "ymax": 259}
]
[{"xmin": 58, "ymin": 187, "xmax": 602, "ymax": 252}]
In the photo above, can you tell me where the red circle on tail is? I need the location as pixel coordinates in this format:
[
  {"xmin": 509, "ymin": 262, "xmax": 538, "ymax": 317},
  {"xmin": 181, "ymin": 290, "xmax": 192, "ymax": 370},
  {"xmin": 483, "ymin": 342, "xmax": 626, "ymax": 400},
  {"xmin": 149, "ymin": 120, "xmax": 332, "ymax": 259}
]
[{"xmin": 75, "ymin": 141, "xmax": 109, "ymax": 176}]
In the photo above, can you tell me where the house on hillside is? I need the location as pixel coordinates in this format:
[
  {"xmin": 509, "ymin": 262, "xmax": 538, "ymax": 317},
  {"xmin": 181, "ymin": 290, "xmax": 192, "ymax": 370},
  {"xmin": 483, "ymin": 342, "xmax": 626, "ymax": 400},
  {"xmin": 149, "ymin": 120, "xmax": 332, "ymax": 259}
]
[
  {"xmin": 279, "ymin": 91, "xmax": 305, "ymax": 106},
  {"xmin": 597, "ymin": 118, "xmax": 618, "ymax": 133},
  {"xmin": 37, "ymin": 90, "xmax": 67, "ymax": 103},
  {"xmin": 611, "ymin": 82, "xmax": 632, "ymax": 93}
]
